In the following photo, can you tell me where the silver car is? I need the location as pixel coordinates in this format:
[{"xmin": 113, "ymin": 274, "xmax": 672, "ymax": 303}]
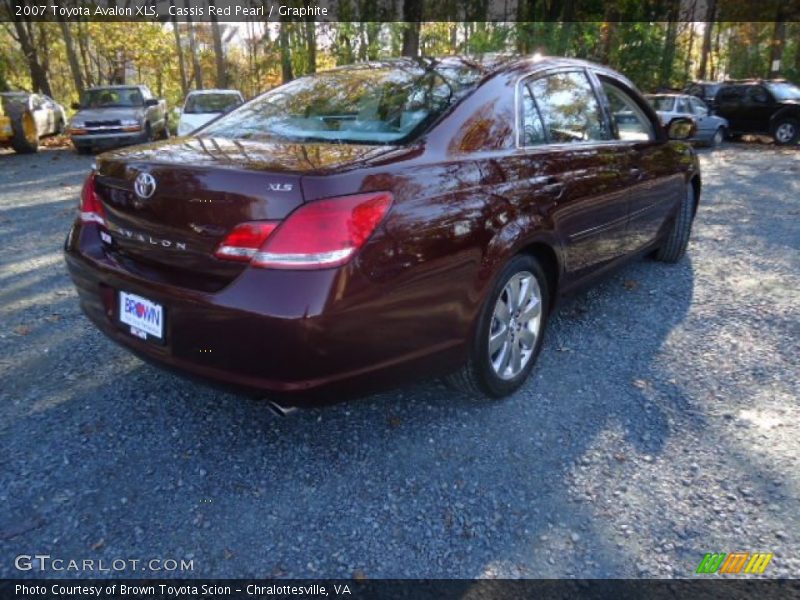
[{"xmin": 646, "ymin": 94, "xmax": 728, "ymax": 147}]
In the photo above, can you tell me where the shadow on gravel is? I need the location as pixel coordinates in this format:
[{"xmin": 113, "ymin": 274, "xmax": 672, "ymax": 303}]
[{"xmin": 0, "ymin": 249, "xmax": 703, "ymax": 578}]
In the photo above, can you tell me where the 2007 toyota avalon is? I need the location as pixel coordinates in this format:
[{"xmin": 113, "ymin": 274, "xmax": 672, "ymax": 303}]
[{"xmin": 64, "ymin": 55, "xmax": 700, "ymax": 406}]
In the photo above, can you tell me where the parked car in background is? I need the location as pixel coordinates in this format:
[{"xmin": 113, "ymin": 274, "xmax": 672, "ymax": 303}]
[
  {"xmin": 713, "ymin": 80, "xmax": 800, "ymax": 145},
  {"xmin": 64, "ymin": 56, "xmax": 700, "ymax": 407},
  {"xmin": 0, "ymin": 92, "xmax": 66, "ymax": 153},
  {"xmin": 684, "ymin": 81, "xmax": 724, "ymax": 112},
  {"xmin": 646, "ymin": 93, "xmax": 728, "ymax": 146},
  {"xmin": 68, "ymin": 85, "xmax": 168, "ymax": 154},
  {"xmin": 177, "ymin": 89, "xmax": 244, "ymax": 136}
]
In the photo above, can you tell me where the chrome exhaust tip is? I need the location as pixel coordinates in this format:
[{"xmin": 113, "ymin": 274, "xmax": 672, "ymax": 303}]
[{"xmin": 266, "ymin": 399, "xmax": 297, "ymax": 417}]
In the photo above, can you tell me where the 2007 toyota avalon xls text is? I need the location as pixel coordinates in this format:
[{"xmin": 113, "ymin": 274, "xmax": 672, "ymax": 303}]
[{"xmin": 64, "ymin": 56, "xmax": 700, "ymax": 406}]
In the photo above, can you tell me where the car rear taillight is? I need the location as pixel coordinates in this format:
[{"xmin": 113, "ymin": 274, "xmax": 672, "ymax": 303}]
[
  {"xmin": 215, "ymin": 192, "xmax": 393, "ymax": 269},
  {"xmin": 79, "ymin": 172, "xmax": 106, "ymax": 225},
  {"xmin": 214, "ymin": 222, "xmax": 278, "ymax": 261}
]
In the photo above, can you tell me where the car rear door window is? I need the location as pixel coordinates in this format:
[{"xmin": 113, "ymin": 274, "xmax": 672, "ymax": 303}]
[
  {"xmin": 600, "ymin": 79, "xmax": 655, "ymax": 142},
  {"xmin": 519, "ymin": 85, "xmax": 546, "ymax": 146},
  {"xmin": 689, "ymin": 97, "xmax": 709, "ymax": 116},
  {"xmin": 527, "ymin": 71, "xmax": 610, "ymax": 144}
]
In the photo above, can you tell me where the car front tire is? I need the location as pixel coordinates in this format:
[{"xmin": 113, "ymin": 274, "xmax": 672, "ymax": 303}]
[
  {"xmin": 773, "ymin": 118, "xmax": 800, "ymax": 146},
  {"xmin": 446, "ymin": 254, "xmax": 550, "ymax": 399},
  {"xmin": 656, "ymin": 183, "xmax": 696, "ymax": 263},
  {"xmin": 10, "ymin": 111, "xmax": 39, "ymax": 154},
  {"xmin": 710, "ymin": 127, "xmax": 724, "ymax": 147}
]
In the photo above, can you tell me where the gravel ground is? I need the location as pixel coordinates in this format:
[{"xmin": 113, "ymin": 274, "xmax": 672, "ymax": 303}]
[{"xmin": 0, "ymin": 143, "xmax": 797, "ymax": 579}]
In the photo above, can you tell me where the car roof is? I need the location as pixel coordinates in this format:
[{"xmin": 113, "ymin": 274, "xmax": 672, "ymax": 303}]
[
  {"xmin": 325, "ymin": 55, "xmax": 638, "ymax": 90},
  {"xmin": 186, "ymin": 89, "xmax": 242, "ymax": 95},
  {"xmin": 85, "ymin": 85, "xmax": 146, "ymax": 90}
]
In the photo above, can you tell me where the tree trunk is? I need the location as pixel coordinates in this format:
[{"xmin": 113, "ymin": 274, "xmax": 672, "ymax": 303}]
[
  {"xmin": 711, "ymin": 19, "xmax": 723, "ymax": 79},
  {"xmin": 305, "ymin": 19, "xmax": 316, "ymax": 74},
  {"xmin": 767, "ymin": 9, "xmax": 786, "ymax": 78},
  {"xmin": 598, "ymin": 21, "xmax": 616, "ymax": 64},
  {"xmin": 279, "ymin": 20, "xmax": 293, "ymax": 83},
  {"xmin": 401, "ymin": 0, "xmax": 422, "ymax": 57},
  {"xmin": 11, "ymin": 19, "xmax": 52, "ymax": 96},
  {"xmin": 208, "ymin": 0, "xmax": 227, "ymax": 88},
  {"xmin": 696, "ymin": 0, "xmax": 716, "ymax": 80},
  {"xmin": 58, "ymin": 19, "xmax": 85, "ymax": 96},
  {"xmin": 75, "ymin": 20, "xmax": 93, "ymax": 87},
  {"xmin": 682, "ymin": 1, "xmax": 697, "ymax": 84},
  {"xmin": 184, "ymin": 0, "xmax": 203, "ymax": 89},
  {"xmin": 169, "ymin": 0, "xmax": 188, "ymax": 96},
  {"xmin": 659, "ymin": 0, "xmax": 679, "ymax": 87},
  {"xmin": 795, "ymin": 23, "xmax": 800, "ymax": 76}
]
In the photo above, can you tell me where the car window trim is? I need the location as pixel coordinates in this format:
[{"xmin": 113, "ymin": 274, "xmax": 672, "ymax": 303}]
[
  {"xmin": 515, "ymin": 66, "xmax": 613, "ymax": 150},
  {"xmin": 589, "ymin": 70, "xmax": 660, "ymax": 145}
]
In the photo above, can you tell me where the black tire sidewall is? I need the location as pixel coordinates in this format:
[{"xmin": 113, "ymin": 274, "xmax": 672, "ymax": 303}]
[
  {"xmin": 712, "ymin": 127, "xmax": 724, "ymax": 147},
  {"xmin": 471, "ymin": 255, "xmax": 550, "ymax": 398},
  {"xmin": 10, "ymin": 111, "xmax": 38, "ymax": 154},
  {"xmin": 773, "ymin": 118, "xmax": 800, "ymax": 146}
]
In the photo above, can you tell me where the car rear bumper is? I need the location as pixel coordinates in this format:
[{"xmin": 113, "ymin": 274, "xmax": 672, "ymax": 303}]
[{"xmin": 63, "ymin": 221, "xmax": 463, "ymax": 404}]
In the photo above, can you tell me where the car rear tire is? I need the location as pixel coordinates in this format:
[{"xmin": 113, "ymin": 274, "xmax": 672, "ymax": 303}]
[
  {"xmin": 10, "ymin": 111, "xmax": 39, "ymax": 154},
  {"xmin": 710, "ymin": 127, "xmax": 724, "ymax": 147},
  {"xmin": 772, "ymin": 118, "xmax": 800, "ymax": 146},
  {"xmin": 655, "ymin": 183, "xmax": 695, "ymax": 263},
  {"xmin": 446, "ymin": 254, "xmax": 550, "ymax": 399}
]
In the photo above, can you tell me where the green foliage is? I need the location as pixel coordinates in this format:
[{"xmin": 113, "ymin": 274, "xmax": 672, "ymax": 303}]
[{"xmin": 3, "ymin": 19, "xmax": 795, "ymax": 109}]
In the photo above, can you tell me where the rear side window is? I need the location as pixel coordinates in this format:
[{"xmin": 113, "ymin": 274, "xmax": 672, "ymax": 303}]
[
  {"xmin": 527, "ymin": 71, "xmax": 610, "ymax": 144},
  {"xmin": 600, "ymin": 79, "xmax": 655, "ymax": 142},
  {"xmin": 717, "ymin": 86, "xmax": 743, "ymax": 104},
  {"xmin": 746, "ymin": 86, "xmax": 769, "ymax": 104},
  {"xmin": 689, "ymin": 97, "xmax": 709, "ymax": 116},
  {"xmin": 519, "ymin": 85, "xmax": 546, "ymax": 146}
]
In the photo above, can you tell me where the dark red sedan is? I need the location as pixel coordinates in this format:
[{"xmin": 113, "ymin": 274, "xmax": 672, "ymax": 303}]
[{"xmin": 64, "ymin": 56, "xmax": 700, "ymax": 406}]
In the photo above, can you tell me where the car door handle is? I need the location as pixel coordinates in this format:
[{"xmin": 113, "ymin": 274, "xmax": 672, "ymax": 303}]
[{"xmin": 542, "ymin": 178, "xmax": 565, "ymax": 199}]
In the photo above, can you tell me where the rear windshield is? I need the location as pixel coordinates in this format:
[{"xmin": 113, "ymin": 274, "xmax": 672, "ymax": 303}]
[
  {"xmin": 184, "ymin": 93, "xmax": 242, "ymax": 114},
  {"xmin": 82, "ymin": 88, "xmax": 143, "ymax": 108},
  {"xmin": 647, "ymin": 96, "xmax": 675, "ymax": 111},
  {"xmin": 765, "ymin": 82, "xmax": 800, "ymax": 101},
  {"xmin": 200, "ymin": 62, "xmax": 484, "ymax": 145}
]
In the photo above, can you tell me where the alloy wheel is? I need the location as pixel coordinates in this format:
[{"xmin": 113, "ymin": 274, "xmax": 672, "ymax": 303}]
[
  {"xmin": 775, "ymin": 122, "xmax": 796, "ymax": 144},
  {"xmin": 488, "ymin": 271, "xmax": 542, "ymax": 380}
]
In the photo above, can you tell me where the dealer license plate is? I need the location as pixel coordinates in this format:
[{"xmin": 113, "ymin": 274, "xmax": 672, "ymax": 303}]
[{"xmin": 119, "ymin": 291, "xmax": 164, "ymax": 340}]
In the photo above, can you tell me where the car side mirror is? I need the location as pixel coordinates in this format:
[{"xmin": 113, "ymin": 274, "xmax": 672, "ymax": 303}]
[
  {"xmin": 144, "ymin": 98, "xmax": 159, "ymax": 107},
  {"xmin": 71, "ymin": 102, "xmax": 81, "ymax": 110},
  {"xmin": 667, "ymin": 118, "xmax": 696, "ymax": 140}
]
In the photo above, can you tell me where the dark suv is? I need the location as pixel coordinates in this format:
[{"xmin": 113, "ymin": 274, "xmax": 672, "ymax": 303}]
[
  {"xmin": 684, "ymin": 81, "xmax": 724, "ymax": 112},
  {"xmin": 714, "ymin": 80, "xmax": 800, "ymax": 145}
]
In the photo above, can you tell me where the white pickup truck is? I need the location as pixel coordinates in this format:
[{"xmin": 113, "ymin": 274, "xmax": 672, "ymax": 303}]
[{"xmin": 68, "ymin": 85, "xmax": 168, "ymax": 154}]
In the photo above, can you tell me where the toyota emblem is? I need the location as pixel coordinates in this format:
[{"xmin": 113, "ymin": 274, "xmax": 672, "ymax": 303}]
[{"xmin": 134, "ymin": 172, "xmax": 157, "ymax": 199}]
